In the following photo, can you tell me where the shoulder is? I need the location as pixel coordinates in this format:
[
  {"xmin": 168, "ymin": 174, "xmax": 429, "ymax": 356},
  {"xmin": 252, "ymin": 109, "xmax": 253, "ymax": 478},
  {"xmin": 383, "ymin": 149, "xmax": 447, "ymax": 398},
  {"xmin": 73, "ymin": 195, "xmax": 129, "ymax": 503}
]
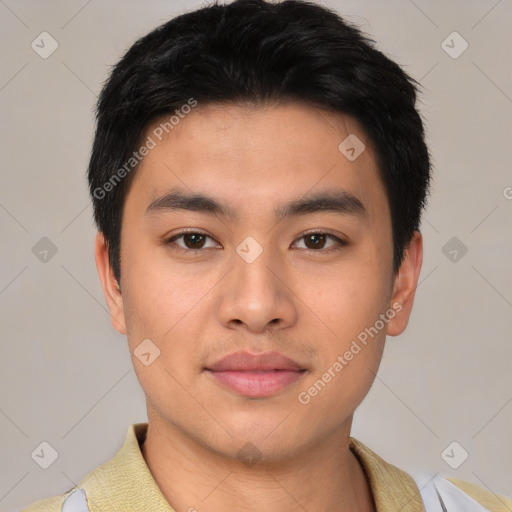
[
  {"xmin": 413, "ymin": 472, "xmax": 512, "ymax": 512},
  {"xmin": 20, "ymin": 491, "xmax": 69, "ymax": 512},
  {"xmin": 21, "ymin": 487, "xmax": 90, "ymax": 512},
  {"xmin": 20, "ymin": 423, "xmax": 148, "ymax": 511},
  {"xmin": 447, "ymin": 476, "xmax": 512, "ymax": 512}
]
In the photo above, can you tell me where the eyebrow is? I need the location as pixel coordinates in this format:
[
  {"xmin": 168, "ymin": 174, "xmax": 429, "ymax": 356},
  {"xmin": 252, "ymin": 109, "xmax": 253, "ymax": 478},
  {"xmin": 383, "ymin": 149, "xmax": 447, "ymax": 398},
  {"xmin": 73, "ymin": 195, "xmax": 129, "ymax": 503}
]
[{"xmin": 144, "ymin": 188, "xmax": 367, "ymax": 221}]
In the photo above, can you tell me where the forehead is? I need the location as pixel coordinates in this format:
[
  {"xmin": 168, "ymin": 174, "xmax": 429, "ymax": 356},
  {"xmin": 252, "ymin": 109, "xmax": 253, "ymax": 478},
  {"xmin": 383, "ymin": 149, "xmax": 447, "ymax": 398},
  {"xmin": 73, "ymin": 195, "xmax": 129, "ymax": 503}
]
[{"xmin": 125, "ymin": 102, "xmax": 388, "ymax": 223}]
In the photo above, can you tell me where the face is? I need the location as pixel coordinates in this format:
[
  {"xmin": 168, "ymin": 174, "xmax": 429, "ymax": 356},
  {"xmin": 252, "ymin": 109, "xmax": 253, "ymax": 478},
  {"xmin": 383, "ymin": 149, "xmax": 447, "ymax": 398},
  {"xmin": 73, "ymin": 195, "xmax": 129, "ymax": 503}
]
[{"xmin": 96, "ymin": 102, "xmax": 422, "ymax": 463}]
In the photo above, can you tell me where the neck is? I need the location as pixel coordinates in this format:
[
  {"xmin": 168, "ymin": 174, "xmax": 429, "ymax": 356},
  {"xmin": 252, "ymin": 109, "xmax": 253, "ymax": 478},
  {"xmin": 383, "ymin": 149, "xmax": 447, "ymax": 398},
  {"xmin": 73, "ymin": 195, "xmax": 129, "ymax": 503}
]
[{"xmin": 141, "ymin": 415, "xmax": 376, "ymax": 512}]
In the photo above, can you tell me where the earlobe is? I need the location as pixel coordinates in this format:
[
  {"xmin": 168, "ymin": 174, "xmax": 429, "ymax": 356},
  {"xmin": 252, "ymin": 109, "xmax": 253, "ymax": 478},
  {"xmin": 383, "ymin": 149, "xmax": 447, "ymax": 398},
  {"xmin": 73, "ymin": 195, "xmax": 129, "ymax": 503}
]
[
  {"xmin": 386, "ymin": 231, "xmax": 423, "ymax": 337},
  {"xmin": 94, "ymin": 231, "xmax": 127, "ymax": 335}
]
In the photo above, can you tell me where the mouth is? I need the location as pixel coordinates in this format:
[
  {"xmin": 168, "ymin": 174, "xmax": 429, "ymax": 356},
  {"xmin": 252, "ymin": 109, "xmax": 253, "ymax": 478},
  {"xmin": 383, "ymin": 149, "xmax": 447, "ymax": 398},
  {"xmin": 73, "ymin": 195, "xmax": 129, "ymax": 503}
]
[{"xmin": 205, "ymin": 351, "xmax": 307, "ymax": 398}]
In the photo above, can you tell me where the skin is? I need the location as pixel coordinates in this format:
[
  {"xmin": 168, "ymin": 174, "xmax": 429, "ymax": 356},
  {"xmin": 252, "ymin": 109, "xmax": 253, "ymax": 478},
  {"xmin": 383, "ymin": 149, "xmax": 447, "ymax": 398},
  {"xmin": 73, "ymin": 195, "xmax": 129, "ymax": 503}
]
[{"xmin": 95, "ymin": 102, "xmax": 423, "ymax": 512}]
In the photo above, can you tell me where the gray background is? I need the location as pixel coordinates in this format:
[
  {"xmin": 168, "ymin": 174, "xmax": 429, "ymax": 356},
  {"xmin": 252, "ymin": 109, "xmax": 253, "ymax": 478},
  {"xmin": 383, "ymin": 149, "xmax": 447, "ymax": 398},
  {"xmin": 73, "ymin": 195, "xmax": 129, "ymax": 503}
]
[{"xmin": 1, "ymin": 0, "xmax": 511, "ymax": 510}]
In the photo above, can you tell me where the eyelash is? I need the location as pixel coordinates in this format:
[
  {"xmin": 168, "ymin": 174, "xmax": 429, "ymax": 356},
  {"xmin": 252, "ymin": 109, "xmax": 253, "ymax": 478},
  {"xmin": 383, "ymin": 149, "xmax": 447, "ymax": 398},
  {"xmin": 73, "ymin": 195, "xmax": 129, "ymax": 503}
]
[{"xmin": 164, "ymin": 229, "xmax": 347, "ymax": 255}]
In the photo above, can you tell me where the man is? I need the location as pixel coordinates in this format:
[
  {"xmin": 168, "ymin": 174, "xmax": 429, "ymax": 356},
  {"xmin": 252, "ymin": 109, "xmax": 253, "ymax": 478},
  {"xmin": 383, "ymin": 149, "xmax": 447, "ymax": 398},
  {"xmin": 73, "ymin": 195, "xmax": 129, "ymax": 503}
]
[{"xmin": 22, "ymin": 1, "xmax": 511, "ymax": 511}]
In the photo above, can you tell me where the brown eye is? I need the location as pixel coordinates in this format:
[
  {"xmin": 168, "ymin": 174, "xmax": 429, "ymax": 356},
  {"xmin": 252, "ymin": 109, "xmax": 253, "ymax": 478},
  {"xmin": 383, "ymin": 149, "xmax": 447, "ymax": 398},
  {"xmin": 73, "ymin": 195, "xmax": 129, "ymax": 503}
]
[
  {"xmin": 165, "ymin": 230, "xmax": 346, "ymax": 255},
  {"xmin": 181, "ymin": 233, "xmax": 207, "ymax": 249},
  {"xmin": 294, "ymin": 232, "xmax": 346, "ymax": 252},
  {"xmin": 303, "ymin": 233, "xmax": 327, "ymax": 249},
  {"xmin": 165, "ymin": 231, "xmax": 219, "ymax": 252}
]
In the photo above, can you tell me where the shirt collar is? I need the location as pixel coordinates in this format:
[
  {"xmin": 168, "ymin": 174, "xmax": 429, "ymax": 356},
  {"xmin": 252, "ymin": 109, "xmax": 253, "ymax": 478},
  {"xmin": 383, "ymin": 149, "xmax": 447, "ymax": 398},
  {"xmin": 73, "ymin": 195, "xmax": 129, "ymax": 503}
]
[
  {"xmin": 79, "ymin": 423, "xmax": 425, "ymax": 512},
  {"xmin": 349, "ymin": 437, "xmax": 426, "ymax": 512},
  {"xmin": 78, "ymin": 423, "xmax": 173, "ymax": 511}
]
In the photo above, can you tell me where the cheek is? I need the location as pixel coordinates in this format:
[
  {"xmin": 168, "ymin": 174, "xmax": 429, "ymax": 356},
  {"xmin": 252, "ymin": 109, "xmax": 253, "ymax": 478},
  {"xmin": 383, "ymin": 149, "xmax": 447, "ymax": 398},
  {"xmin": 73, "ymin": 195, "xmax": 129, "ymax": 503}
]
[
  {"xmin": 120, "ymin": 250, "xmax": 219, "ymax": 390},
  {"xmin": 121, "ymin": 264, "xmax": 205, "ymax": 397},
  {"xmin": 300, "ymin": 276, "xmax": 389, "ymax": 408},
  {"xmin": 121, "ymin": 244, "xmax": 204, "ymax": 333},
  {"xmin": 302, "ymin": 269, "xmax": 391, "ymax": 405},
  {"xmin": 310, "ymin": 262, "xmax": 390, "ymax": 338}
]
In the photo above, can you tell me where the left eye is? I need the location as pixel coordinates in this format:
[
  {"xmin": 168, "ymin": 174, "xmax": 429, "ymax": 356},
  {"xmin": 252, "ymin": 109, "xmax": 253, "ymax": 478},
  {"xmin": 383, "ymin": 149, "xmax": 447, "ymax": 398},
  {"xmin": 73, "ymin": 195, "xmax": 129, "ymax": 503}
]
[
  {"xmin": 165, "ymin": 231, "xmax": 346, "ymax": 252},
  {"xmin": 292, "ymin": 232, "xmax": 346, "ymax": 251}
]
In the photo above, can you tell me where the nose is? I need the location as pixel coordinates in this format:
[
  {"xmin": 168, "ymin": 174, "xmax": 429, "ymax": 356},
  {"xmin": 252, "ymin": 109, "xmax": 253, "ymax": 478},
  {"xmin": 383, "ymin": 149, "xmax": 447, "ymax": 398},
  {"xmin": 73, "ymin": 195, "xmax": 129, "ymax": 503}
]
[{"xmin": 216, "ymin": 245, "xmax": 298, "ymax": 334}]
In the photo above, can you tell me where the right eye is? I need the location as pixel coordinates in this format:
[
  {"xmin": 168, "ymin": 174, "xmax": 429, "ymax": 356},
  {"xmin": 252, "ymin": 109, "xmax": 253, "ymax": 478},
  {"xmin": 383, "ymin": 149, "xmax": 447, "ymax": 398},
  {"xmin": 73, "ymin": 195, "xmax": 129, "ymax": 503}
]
[{"xmin": 164, "ymin": 230, "xmax": 221, "ymax": 253}]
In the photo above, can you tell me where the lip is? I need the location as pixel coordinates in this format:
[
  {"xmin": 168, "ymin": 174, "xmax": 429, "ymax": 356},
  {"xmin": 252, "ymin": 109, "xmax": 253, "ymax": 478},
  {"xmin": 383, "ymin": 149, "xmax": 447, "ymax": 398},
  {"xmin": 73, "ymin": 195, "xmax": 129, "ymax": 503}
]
[
  {"xmin": 205, "ymin": 351, "xmax": 306, "ymax": 398},
  {"xmin": 208, "ymin": 351, "xmax": 304, "ymax": 372}
]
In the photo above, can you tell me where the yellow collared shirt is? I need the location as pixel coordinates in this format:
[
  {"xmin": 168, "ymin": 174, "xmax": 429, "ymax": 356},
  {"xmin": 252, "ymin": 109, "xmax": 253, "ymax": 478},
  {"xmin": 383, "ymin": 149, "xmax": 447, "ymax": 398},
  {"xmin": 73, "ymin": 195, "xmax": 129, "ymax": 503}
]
[{"xmin": 22, "ymin": 423, "xmax": 512, "ymax": 512}]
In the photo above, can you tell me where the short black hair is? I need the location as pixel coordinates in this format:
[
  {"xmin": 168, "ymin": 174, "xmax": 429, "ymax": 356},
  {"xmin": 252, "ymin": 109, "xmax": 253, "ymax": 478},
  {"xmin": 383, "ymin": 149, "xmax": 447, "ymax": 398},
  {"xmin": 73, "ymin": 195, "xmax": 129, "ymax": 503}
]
[{"xmin": 88, "ymin": 0, "xmax": 431, "ymax": 284}]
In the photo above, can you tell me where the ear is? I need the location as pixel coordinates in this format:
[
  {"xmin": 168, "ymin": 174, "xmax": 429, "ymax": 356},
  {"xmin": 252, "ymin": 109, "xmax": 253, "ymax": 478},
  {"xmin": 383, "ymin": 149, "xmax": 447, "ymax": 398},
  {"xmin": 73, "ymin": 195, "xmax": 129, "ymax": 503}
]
[
  {"xmin": 386, "ymin": 231, "xmax": 423, "ymax": 337},
  {"xmin": 94, "ymin": 231, "xmax": 127, "ymax": 335}
]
